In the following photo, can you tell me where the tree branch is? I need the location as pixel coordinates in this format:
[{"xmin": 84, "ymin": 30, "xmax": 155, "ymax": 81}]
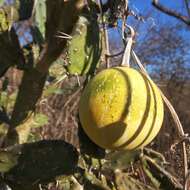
[
  {"xmin": 0, "ymin": 29, "xmax": 24, "ymax": 77},
  {"xmin": 152, "ymin": 0, "xmax": 190, "ymax": 25}
]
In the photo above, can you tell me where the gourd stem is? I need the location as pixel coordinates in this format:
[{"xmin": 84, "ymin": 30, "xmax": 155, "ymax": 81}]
[
  {"xmin": 121, "ymin": 37, "xmax": 133, "ymax": 67},
  {"xmin": 121, "ymin": 25, "xmax": 135, "ymax": 67}
]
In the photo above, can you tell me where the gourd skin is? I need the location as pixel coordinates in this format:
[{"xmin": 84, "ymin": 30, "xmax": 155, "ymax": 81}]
[{"xmin": 79, "ymin": 67, "xmax": 164, "ymax": 150}]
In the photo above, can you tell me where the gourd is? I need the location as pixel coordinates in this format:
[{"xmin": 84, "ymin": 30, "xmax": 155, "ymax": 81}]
[{"xmin": 79, "ymin": 67, "xmax": 164, "ymax": 150}]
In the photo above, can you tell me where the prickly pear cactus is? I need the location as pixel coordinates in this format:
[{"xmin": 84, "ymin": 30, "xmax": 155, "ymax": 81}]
[{"xmin": 67, "ymin": 15, "xmax": 102, "ymax": 75}]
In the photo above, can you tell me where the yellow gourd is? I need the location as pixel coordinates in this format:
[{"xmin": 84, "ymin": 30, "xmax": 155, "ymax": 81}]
[{"xmin": 79, "ymin": 67, "xmax": 164, "ymax": 150}]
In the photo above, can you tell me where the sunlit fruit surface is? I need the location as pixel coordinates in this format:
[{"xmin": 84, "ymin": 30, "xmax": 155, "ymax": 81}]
[{"xmin": 79, "ymin": 67, "xmax": 164, "ymax": 150}]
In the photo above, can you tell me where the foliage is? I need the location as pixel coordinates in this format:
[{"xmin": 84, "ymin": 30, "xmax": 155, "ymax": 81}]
[{"xmin": 0, "ymin": 0, "xmax": 189, "ymax": 190}]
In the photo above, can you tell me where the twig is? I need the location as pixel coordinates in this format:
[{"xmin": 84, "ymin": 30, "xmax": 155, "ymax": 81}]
[
  {"xmin": 141, "ymin": 157, "xmax": 161, "ymax": 189},
  {"xmin": 31, "ymin": 0, "xmax": 38, "ymax": 20},
  {"xmin": 142, "ymin": 155, "xmax": 183, "ymax": 189},
  {"xmin": 152, "ymin": 0, "xmax": 190, "ymax": 25},
  {"xmin": 144, "ymin": 147, "xmax": 169, "ymax": 164},
  {"xmin": 106, "ymin": 50, "xmax": 124, "ymax": 58},
  {"xmin": 170, "ymin": 135, "xmax": 190, "ymax": 151}
]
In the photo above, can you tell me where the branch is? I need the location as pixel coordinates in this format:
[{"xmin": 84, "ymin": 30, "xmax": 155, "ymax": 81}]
[
  {"xmin": 0, "ymin": 29, "xmax": 24, "ymax": 77},
  {"xmin": 152, "ymin": 0, "xmax": 190, "ymax": 25},
  {"xmin": 35, "ymin": 0, "xmax": 84, "ymax": 73}
]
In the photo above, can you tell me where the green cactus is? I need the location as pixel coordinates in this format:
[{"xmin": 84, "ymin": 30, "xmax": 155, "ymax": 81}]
[
  {"xmin": 67, "ymin": 15, "xmax": 102, "ymax": 76},
  {"xmin": 3, "ymin": 140, "xmax": 79, "ymax": 190}
]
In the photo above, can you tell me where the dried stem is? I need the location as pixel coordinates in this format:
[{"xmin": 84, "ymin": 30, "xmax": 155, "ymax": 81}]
[
  {"xmin": 142, "ymin": 155, "xmax": 183, "ymax": 189},
  {"xmin": 121, "ymin": 25, "xmax": 135, "ymax": 67},
  {"xmin": 31, "ymin": 0, "xmax": 38, "ymax": 20}
]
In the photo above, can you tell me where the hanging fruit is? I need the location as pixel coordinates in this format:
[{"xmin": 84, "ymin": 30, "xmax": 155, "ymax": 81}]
[{"xmin": 79, "ymin": 67, "xmax": 164, "ymax": 150}]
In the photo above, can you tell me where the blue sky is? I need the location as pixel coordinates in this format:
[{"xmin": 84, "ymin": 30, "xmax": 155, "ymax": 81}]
[
  {"xmin": 128, "ymin": 0, "xmax": 190, "ymax": 65},
  {"xmin": 109, "ymin": 0, "xmax": 190, "ymax": 48},
  {"xmin": 129, "ymin": 0, "xmax": 188, "ymax": 21},
  {"xmin": 109, "ymin": 0, "xmax": 190, "ymax": 37},
  {"xmin": 107, "ymin": 0, "xmax": 190, "ymax": 75},
  {"xmin": 128, "ymin": 0, "xmax": 189, "ymax": 33}
]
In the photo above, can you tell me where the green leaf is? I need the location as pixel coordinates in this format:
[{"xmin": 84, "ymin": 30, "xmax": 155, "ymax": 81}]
[
  {"xmin": 35, "ymin": 0, "xmax": 46, "ymax": 38},
  {"xmin": 43, "ymin": 85, "xmax": 65, "ymax": 97},
  {"xmin": 32, "ymin": 113, "xmax": 48, "ymax": 128},
  {"xmin": 0, "ymin": 91, "xmax": 8, "ymax": 107},
  {"xmin": 103, "ymin": 150, "xmax": 140, "ymax": 171},
  {"xmin": 0, "ymin": 150, "xmax": 19, "ymax": 173}
]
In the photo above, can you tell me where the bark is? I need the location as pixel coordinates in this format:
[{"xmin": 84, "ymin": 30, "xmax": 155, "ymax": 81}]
[{"xmin": 0, "ymin": 29, "xmax": 23, "ymax": 77}]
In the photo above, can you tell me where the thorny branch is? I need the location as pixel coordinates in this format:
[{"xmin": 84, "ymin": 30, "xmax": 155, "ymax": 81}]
[{"xmin": 152, "ymin": 0, "xmax": 190, "ymax": 25}]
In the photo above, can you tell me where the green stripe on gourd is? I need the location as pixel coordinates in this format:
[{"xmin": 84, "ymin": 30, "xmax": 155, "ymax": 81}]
[
  {"xmin": 79, "ymin": 67, "xmax": 164, "ymax": 150},
  {"xmin": 67, "ymin": 16, "xmax": 101, "ymax": 75}
]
